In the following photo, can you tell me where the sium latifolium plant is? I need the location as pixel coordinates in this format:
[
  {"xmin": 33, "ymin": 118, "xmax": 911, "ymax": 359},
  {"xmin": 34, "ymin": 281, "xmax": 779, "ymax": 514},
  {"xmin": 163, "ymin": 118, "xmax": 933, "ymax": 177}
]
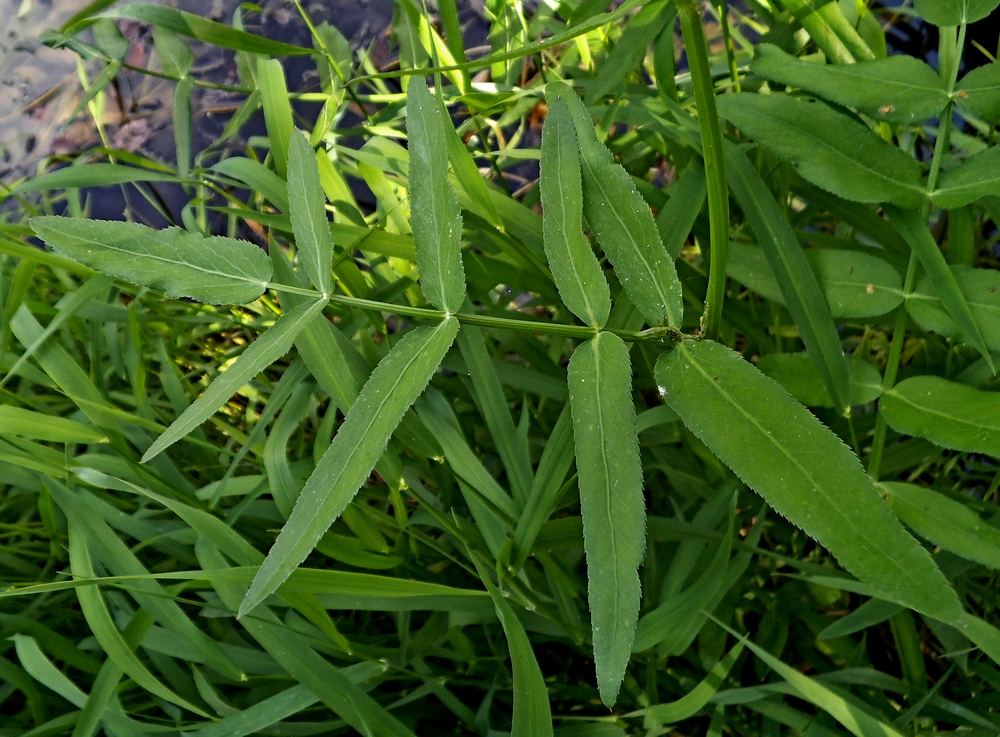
[{"xmin": 4, "ymin": 0, "xmax": 1000, "ymax": 733}]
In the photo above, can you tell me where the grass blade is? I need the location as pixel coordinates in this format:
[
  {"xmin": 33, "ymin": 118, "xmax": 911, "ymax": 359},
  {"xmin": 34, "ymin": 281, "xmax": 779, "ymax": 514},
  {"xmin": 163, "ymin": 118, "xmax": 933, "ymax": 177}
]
[
  {"xmin": 471, "ymin": 557, "xmax": 554, "ymax": 736},
  {"xmin": 635, "ymin": 642, "xmax": 744, "ymax": 723},
  {"xmin": 549, "ymin": 81, "xmax": 684, "ymax": 328},
  {"xmin": 539, "ymin": 94, "xmax": 611, "ymax": 329},
  {"xmin": 11, "ymin": 164, "xmax": 178, "ymax": 195},
  {"xmin": 258, "ymin": 58, "xmax": 294, "ymax": 180},
  {"xmin": 724, "ymin": 142, "xmax": 852, "ymax": 413},
  {"xmin": 240, "ymin": 317, "xmax": 459, "ymax": 617},
  {"xmin": 657, "ymin": 159, "xmax": 707, "ymax": 260},
  {"xmin": 568, "ymin": 332, "xmax": 646, "ymax": 706},
  {"xmin": 142, "ymin": 298, "xmax": 326, "ymax": 462},
  {"xmin": 287, "ymin": 131, "xmax": 334, "ymax": 294},
  {"xmin": 655, "ymin": 340, "xmax": 962, "ymax": 622},
  {"xmin": 0, "ymin": 406, "xmax": 105, "ymax": 444},
  {"xmin": 885, "ymin": 206, "xmax": 995, "ymax": 371},
  {"xmin": 407, "ymin": 77, "xmax": 466, "ymax": 314}
]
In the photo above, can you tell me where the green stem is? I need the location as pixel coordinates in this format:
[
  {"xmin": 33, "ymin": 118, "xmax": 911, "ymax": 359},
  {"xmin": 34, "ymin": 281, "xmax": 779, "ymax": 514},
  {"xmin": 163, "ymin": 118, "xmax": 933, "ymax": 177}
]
[
  {"xmin": 267, "ymin": 283, "xmax": 681, "ymax": 345},
  {"xmin": 814, "ymin": 1, "xmax": 875, "ymax": 61},
  {"xmin": 867, "ymin": 253, "xmax": 918, "ymax": 480},
  {"xmin": 776, "ymin": 0, "xmax": 854, "ymax": 64},
  {"xmin": 716, "ymin": 0, "xmax": 741, "ymax": 91},
  {"xmin": 677, "ymin": 0, "xmax": 729, "ymax": 340}
]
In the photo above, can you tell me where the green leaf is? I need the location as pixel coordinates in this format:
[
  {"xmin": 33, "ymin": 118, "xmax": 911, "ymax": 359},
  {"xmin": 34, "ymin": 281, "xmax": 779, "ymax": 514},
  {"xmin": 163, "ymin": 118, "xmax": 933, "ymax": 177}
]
[
  {"xmin": 956, "ymin": 63, "xmax": 1000, "ymax": 124},
  {"xmin": 212, "ymin": 157, "xmax": 290, "ymax": 212},
  {"xmin": 879, "ymin": 375, "xmax": 1000, "ymax": 458},
  {"xmin": 885, "ymin": 206, "xmax": 995, "ymax": 370},
  {"xmin": 905, "ymin": 266, "xmax": 1000, "ymax": 352},
  {"xmin": 13, "ymin": 634, "xmax": 88, "ymax": 708},
  {"xmin": 654, "ymin": 340, "xmax": 962, "ymax": 622},
  {"xmin": 406, "ymin": 77, "xmax": 466, "ymax": 314},
  {"xmin": 727, "ymin": 244, "xmax": 904, "ymax": 319},
  {"xmin": 715, "ymin": 620, "xmax": 908, "ymax": 737},
  {"xmin": 657, "ymin": 159, "xmax": 707, "ymax": 260},
  {"xmin": 568, "ymin": 332, "xmax": 646, "ymax": 707},
  {"xmin": 750, "ymin": 43, "xmax": 948, "ymax": 124},
  {"xmin": 914, "ymin": 0, "xmax": 1000, "ymax": 25},
  {"xmin": 549, "ymin": 81, "xmax": 684, "ymax": 328},
  {"xmin": 539, "ymin": 94, "xmax": 611, "ymax": 329},
  {"xmin": 724, "ymin": 143, "xmax": 852, "ymax": 413},
  {"xmin": 0, "ymin": 406, "xmax": 105, "ymax": 444},
  {"xmin": 11, "ymin": 163, "xmax": 179, "ymax": 195},
  {"xmin": 258, "ymin": 58, "xmax": 294, "ymax": 180},
  {"xmin": 97, "ymin": 4, "xmax": 313, "ymax": 55},
  {"xmin": 881, "ymin": 482, "xmax": 1000, "ymax": 570},
  {"xmin": 757, "ymin": 353, "xmax": 884, "ymax": 408},
  {"xmin": 30, "ymin": 217, "xmax": 272, "ymax": 305},
  {"xmin": 634, "ymin": 643, "xmax": 744, "ymax": 723},
  {"xmin": 142, "ymin": 299, "xmax": 326, "ymax": 462},
  {"xmin": 287, "ymin": 131, "xmax": 334, "ymax": 294},
  {"xmin": 930, "ymin": 145, "xmax": 1000, "ymax": 209},
  {"xmin": 717, "ymin": 94, "xmax": 926, "ymax": 209},
  {"xmin": 151, "ymin": 27, "xmax": 194, "ymax": 77},
  {"xmin": 471, "ymin": 558, "xmax": 554, "ymax": 737},
  {"xmin": 239, "ymin": 317, "xmax": 459, "ymax": 617}
]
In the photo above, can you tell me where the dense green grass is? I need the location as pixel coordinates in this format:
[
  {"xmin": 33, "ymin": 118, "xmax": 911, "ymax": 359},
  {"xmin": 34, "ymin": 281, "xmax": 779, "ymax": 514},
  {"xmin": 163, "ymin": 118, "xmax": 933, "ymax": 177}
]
[{"xmin": 2, "ymin": 1, "xmax": 1000, "ymax": 735}]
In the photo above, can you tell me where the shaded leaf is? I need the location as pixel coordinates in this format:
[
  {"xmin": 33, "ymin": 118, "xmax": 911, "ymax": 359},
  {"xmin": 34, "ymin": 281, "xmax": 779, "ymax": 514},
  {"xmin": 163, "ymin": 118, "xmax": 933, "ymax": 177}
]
[
  {"xmin": 718, "ymin": 94, "xmax": 926, "ymax": 208},
  {"xmin": 956, "ymin": 62, "xmax": 1000, "ymax": 124},
  {"xmin": 880, "ymin": 375, "xmax": 1000, "ymax": 458},
  {"xmin": 882, "ymin": 482, "xmax": 1000, "ymax": 570},
  {"xmin": 757, "ymin": 352, "xmax": 884, "ymax": 408},
  {"xmin": 914, "ymin": 0, "xmax": 1000, "ymax": 25},
  {"xmin": 751, "ymin": 43, "xmax": 948, "ymax": 124},
  {"xmin": 931, "ymin": 145, "xmax": 1000, "ymax": 209},
  {"xmin": 905, "ymin": 266, "xmax": 1000, "ymax": 352},
  {"xmin": 724, "ymin": 143, "xmax": 852, "ymax": 413}
]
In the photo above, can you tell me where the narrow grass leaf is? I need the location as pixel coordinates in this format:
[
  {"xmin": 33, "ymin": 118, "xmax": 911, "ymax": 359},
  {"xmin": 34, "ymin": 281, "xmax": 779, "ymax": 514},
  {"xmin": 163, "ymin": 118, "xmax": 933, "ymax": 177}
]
[
  {"xmin": 955, "ymin": 63, "xmax": 1000, "ymax": 124},
  {"xmin": 407, "ymin": 77, "xmax": 466, "ymax": 314},
  {"xmin": 879, "ymin": 376, "xmax": 1000, "ymax": 457},
  {"xmin": 905, "ymin": 266, "xmax": 1000, "ymax": 351},
  {"xmin": 549, "ymin": 81, "xmax": 683, "ymax": 328},
  {"xmin": 881, "ymin": 482, "xmax": 1000, "ymax": 570},
  {"xmin": 930, "ymin": 145, "xmax": 1000, "ymax": 209},
  {"xmin": 539, "ymin": 94, "xmax": 611, "ymax": 328},
  {"xmin": 287, "ymin": 131, "xmax": 334, "ymax": 294},
  {"xmin": 13, "ymin": 635, "xmax": 88, "ymax": 708},
  {"xmin": 657, "ymin": 159, "xmax": 707, "ymax": 260},
  {"xmin": 212, "ymin": 157, "xmax": 290, "ymax": 212},
  {"xmin": 258, "ymin": 58, "xmax": 294, "ymax": 180},
  {"xmin": 716, "ymin": 620, "xmax": 907, "ymax": 737},
  {"xmin": 717, "ymin": 94, "xmax": 926, "ymax": 208},
  {"xmin": 635, "ymin": 643, "xmax": 744, "ymax": 723},
  {"xmin": 240, "ymin": 317, "xmax": 458, "ymax": 617},
  {"xmin": 187, "ymin": 686, "xmax": 319, "ymax": 737},
  {"xmin": 30, "ymin": 217, "xmax": 272, "ymax": 305},
  {"xmin": 97, "ymin": 4, "xmax": 313, "ymax": 55},
  {"xmin": 471, "ymin": 557, "xmax": 553, "ymax": 737},
  {"xmin": 913, "ymin": 0, "xmax": 1000, "ymax": 25},
  {"xmin": 751, "ymin": 43, "xmax": 948, "ymax": 124},
  {"xmin": 655, "ymin": 340, "xmax": 962, "ymax": 622},
  {"xmin": 885, "ymin": 206, "xmax": 994, "ymax": 370},
  {"xmin": 142, "ymin": 298, "xmax": 326, "ymax": 462},
  {"xmin": 11, "ymin": 164, "xmax": 178, "ymax": 195},
  {"xmin": 64, "ymin": 522, "xmax": 211, "ymax": 716},
  {"xmin": 0, "ymin": 407, "xmax": 105, "ymax": 444},
  {"xmin": 569, "ymin": 332, "xmax": 646, "ymax": 707},
  {"xmin": 724, "ymin": 143, "xmax": 852, "ymax": 413}
]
